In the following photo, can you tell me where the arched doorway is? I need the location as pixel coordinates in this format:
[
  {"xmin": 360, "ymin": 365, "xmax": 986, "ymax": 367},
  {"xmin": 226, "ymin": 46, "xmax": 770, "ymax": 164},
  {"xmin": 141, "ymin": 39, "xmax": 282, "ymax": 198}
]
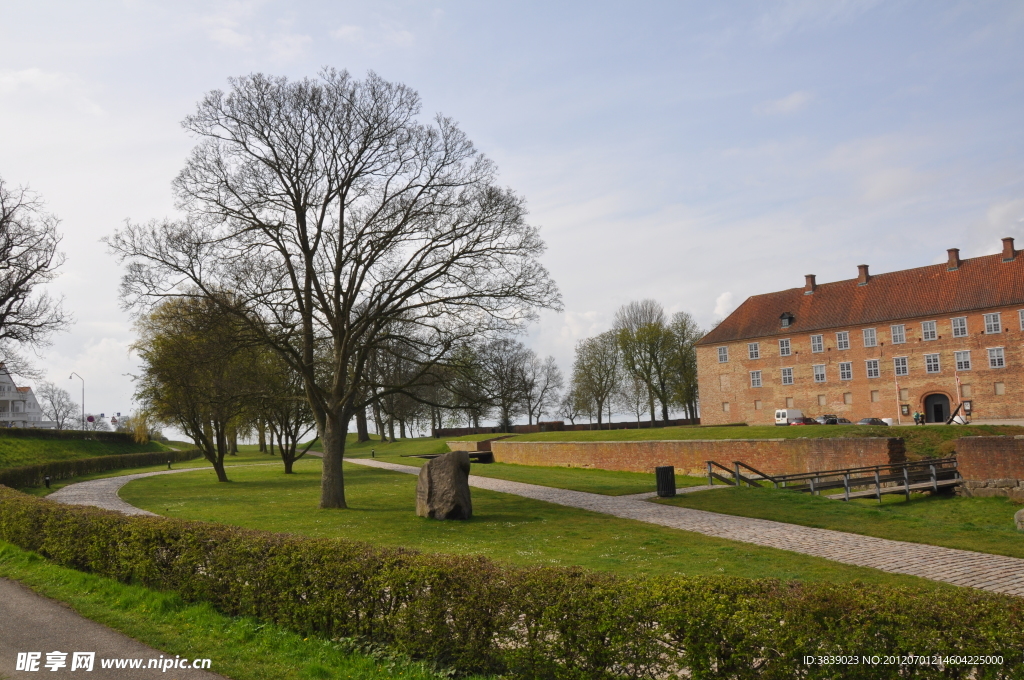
[{"xmin": 924, "ymin": 393, "xmax": 951, "ymax": 423}]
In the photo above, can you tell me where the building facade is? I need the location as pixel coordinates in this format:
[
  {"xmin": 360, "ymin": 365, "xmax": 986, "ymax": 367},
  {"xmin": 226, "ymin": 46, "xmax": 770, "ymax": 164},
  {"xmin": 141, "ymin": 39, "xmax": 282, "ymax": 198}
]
[
  {"xmin": 0, "ymin": 364, "xmax": 54, "ymax": 428},
  {"xmin": 696, "ymin": 238, "xmax": 1024, "ymax": 426}
]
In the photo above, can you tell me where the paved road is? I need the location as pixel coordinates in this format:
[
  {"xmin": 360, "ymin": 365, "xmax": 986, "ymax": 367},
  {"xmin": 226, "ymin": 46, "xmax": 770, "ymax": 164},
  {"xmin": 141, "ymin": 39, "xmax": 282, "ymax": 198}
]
[
  {"xmin": 0, "ymin": 578, "xmax": 226, "ymax": 679},
  {"xmin": 47, "ymin": 458, "xmax": 1024, "ymax": 597}
]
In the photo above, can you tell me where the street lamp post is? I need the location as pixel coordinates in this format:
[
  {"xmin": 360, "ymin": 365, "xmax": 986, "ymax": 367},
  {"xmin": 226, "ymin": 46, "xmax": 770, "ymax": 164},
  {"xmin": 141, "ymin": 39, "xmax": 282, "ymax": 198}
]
[{"xmin": 69, "ymin": 372, "xmax": 84, "ymax": 431}]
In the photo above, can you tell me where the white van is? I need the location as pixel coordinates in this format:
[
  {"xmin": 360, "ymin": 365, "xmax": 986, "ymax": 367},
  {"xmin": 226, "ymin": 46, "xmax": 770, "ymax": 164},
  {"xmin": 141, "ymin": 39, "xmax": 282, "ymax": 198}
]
[{"xmin": 774, "ymin": 408, "xmax": 804, "ymax": 426}]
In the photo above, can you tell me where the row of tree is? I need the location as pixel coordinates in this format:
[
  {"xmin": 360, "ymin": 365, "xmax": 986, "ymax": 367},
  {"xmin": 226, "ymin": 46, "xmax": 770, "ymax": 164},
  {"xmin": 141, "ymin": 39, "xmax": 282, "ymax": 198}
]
[{"xmin": 566, "ymin": 300, "xmax": 702, "ymax": 427}]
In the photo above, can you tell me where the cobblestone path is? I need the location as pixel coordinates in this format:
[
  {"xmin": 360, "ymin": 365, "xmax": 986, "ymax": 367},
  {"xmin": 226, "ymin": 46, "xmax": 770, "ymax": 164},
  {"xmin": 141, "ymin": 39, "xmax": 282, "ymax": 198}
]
[
  {"xmin": 47, "ymin": 458, "xmax": 1024, "ymax": 597},
  {"xmin": 348, "ymin": 458, "xmax": 1024, "ymax": 597}
]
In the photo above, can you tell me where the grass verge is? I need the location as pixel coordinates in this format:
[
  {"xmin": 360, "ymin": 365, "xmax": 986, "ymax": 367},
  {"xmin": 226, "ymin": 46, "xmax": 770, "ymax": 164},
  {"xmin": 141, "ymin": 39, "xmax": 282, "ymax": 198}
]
[
  {"xmin": 119, "ymin": 458, "xmax": 951, "ymax": 588},
  {"xmin": 657, "ymin": 485, "xmax": 1024, "ymax": 558},
  {"xmin": 0, "ymin": 540, "xmax": 487, "ymax": 680}
]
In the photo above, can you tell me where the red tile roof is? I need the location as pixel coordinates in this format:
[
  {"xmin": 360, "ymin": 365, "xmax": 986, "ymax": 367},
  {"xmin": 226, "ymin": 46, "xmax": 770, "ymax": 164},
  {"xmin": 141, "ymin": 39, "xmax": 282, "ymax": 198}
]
[
  {"xmin": 698, "ymin": 250, "xmax": 1024, "ymax": 345},
  {"xmin": 16, "ymin": 387, "xmax": 30, "ymax": 392}
]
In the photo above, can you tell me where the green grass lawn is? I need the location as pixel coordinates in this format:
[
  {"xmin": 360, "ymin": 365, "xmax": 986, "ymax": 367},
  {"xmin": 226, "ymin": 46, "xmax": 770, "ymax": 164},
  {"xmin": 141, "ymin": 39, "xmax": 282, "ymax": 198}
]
[
  {"xmin": 118, "ymin": 457, "xmax": 949, "ymax": 590},
  {"xmin": 0, "ymin": 435, "xmax": 169, "ymax": 469},
  {"xmin": 504, "ymin": 423, "xmax": 1024, "ymax": 459},
  {"xmin": 0, "ymin": 541, "xmax": 484, "ymax": 680},
  {"xmin": 336, "ymin": 437, "xmax": 706, "ymax": 495},
  {"xmin": 657, "ymin": 485, "xmax": 1024, "ymax": 559},
  {"xmin": 19, "ymin": 449, "xmax": 285, "ymax": 497}
]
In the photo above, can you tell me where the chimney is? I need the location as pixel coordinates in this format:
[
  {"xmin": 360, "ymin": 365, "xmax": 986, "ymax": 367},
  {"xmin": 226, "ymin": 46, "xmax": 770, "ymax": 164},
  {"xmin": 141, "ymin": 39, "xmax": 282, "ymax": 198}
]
[
  {"xmin": 804, "ymin": 274, "xmax": 817, "ymax": 294},
  {"xmin": 857, "ymin": 264, "xmax": 870, "ymax": 285},
  {"xmin": 947, "ymin": 248, "xmax": 961, "ymax": 270},
  {"xmin": 1002, "ymin": 237, "xmax": 1016, "ymax": 262}
]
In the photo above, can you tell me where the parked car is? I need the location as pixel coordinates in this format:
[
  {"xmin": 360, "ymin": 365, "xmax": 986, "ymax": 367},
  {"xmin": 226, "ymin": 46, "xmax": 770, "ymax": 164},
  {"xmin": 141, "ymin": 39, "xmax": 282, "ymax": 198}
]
[
  {"xmin": 817, "ymin": 415, "xmax": 853, "ymax": 425},
  {"xmin": 774, "ymin": 408, "xmax": 804, "ymax": 425},
  {"xmin": 857, "ymin": 417, "xmax": 889, "ymax": 426},
  {"xmin": 789, "ymin": 417, "xmax": 820, "ymax": 425}
]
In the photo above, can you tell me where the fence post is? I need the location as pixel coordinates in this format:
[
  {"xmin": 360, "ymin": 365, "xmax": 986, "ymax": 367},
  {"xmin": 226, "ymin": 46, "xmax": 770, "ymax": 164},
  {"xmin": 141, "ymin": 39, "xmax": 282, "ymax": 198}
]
[
  {"xmin": 903, "ymin": 466, "xmax": 911, "ymax": 501},
  {"xmin": 930, "ymin": 464, "xmax": 937, "ymax": 493},
  {"xmin": 707, "ymin": 461, "xmax": 713, "ymax": 486},
  {"xmin": 809, "ymin": 477, "xmax": 816, "ymax": 495},
  {"xmin": 734, "ymin": 462, "xmax": 742, "ymax": 487},
  {"xmin": 874, "ymin": 470, "xmax": 881, "ymax": 503},
  {"xmin": 843, "ymin": 473, "xmax": 850, "ymax": 502}
]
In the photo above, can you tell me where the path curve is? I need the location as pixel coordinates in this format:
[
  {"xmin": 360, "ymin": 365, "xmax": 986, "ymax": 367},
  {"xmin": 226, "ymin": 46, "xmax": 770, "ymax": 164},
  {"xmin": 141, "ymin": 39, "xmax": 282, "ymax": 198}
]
[{"xmin": 46, "ymin": 457, "xmax": 1024, "ymax": 597}]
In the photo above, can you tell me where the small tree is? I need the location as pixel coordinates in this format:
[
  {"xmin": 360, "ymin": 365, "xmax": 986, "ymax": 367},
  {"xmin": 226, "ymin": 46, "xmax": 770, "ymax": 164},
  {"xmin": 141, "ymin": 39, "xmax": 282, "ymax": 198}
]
[
  {"xmin": 477, "ymin": 337, "xmax": 532, "ymax": 432},
  {"xmin": 614, "ymin": 300, "xmax": 674, "ymax": 424},
  {"xmin": 571, "ymin": 331, "xmax": 620, "ymax": 427},
  {"xmin": 616, "ymin": 374, "xmax": 650, "ymax": 427},
  {"xmin": 132, "ymin": 297, "xmax": 260, "ymax": 482},
  {"xmin": 37, "ymin": 381, "xmax": 76, "ymax": 430},
  {"xmin": 523, "ymin": 355, "xmax": 563, "ymax": 425},
  {"xmin": 668, "ymin": 311, "xmax": 703, "ymax": 421}
]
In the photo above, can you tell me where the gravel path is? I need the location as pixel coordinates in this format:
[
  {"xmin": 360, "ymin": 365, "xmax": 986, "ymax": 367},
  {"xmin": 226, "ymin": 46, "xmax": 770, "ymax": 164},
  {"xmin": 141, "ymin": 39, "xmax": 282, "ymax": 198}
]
[{"xmin": 46, "ymin": 457, "xmax": 1024, "ymax": 597}]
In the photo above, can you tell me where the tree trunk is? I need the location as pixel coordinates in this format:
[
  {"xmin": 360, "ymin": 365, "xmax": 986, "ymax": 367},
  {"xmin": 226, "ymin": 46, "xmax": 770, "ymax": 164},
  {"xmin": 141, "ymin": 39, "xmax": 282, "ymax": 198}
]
[
  {"xmin": 258, "ymin": 420, "xmax": 266, "ymax": 452},
  {"xmin": 372, "ymin": 400, "xmax": 386, "ymax": 442},
  {"xmin": 399, "ymin": 418, "xmax": 406, "ymax": 439},
  {"xmin": 596, "ymin": 399, "xmax": 603, "ymax": 426},
  {"xmin": 661, "ymin": 400, "xmax": 670, "ymax": 423},
  {"xmin": 229, "ymin": 427, "xmax": 238, "ymax": 455},
  {"xmin": 319, "ymin": 412, "xmax": 348, "ymax": 509},
  {"xmin": 356, "ymin": 408, "xmax": 370, "ymax": 442},
  {"xmin": 649, "ymin": 395, "xmax": 657, "ymax": 426}
]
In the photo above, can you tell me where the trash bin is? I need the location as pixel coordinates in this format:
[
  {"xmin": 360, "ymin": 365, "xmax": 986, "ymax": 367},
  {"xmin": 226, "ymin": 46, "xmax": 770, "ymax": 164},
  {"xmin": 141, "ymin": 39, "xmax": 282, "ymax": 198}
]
[{"xmin": 656, "ymin": 466, "xmax": 675, "ymax": 497}]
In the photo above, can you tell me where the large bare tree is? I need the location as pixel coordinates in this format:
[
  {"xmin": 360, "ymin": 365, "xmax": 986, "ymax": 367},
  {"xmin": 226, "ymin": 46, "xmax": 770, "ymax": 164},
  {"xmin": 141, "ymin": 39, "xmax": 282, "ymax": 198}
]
[
  {"xmin": 0, "ymin": 176, "xmax": 70, "ymax": 376},
  {"xmin": 108, "ymin": 70, "xmax": 559, "ymax": 508},
  {"xmin": 37, "ymin": 381, "xmax": 77, "ymax": 430},
  {"xmin": 522, "ymin": 354, "xmax": 563, "ymax": 425}
]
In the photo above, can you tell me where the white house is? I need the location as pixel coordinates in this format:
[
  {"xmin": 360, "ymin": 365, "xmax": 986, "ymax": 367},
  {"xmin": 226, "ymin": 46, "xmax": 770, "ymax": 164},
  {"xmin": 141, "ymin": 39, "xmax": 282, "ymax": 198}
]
[{"xmin": 0, "ymin": 363, "xmax": 56, "ymax": 429}]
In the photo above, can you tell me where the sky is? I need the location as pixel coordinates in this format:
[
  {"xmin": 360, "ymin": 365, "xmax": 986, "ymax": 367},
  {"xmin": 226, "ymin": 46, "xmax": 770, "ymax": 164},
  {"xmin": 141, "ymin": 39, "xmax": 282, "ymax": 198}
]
[{"xmin": 1, "ymin": 0, "xmax": 1023, "ymax": 425}]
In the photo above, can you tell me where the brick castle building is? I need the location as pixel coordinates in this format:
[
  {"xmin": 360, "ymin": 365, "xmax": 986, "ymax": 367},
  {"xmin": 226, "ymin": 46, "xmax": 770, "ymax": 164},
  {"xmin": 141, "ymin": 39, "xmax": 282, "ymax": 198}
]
[{"xmin": 696, "ymin": 237, "xmax": 1024, "ymax": 426}]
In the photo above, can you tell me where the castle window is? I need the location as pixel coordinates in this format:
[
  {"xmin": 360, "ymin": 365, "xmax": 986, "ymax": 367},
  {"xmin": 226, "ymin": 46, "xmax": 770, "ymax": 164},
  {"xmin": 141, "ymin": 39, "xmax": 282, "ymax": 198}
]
[
  {"xmin": 865, "ymin": 359, "xmax": 880, "ymax": 378},
  {"xmin": 988, "ymin": 347, "xmax": 1005, "ymax": 368},
  {"xmin": 921, "ymin": 321, "xmax": 937, "ymax": 341},
  {"xmin": 893, "ymin": 356, "xmax": 909, "ymax": 376},
  {"xmin": 779, "ymin": 338, "xmax": 791, "ymax": 356},
  {"xmin": 810, "ymin": 334, "xmax": 823, "ymax": 353},
  {"xmin": 891, "ymin": 324, "xmax": 906, "ymax": 344},
  {"xmin": 717, "ymin": 346, "xmax": 729, "ymax": 363},
  {"xmin": 748, "ymin": 342, "xmax": 760, "ymax": 360},
  {"xmin": 863, "ymin": 328, "xmax": 876, "ymax": 347},
  {"xmin": 951, "ymin": 317, "xmax": 968, "ymax": 338},
  {"xmin": 984, "ymin": 313, "xmax": 1002, "ymax": 334},
  {"xmin": 812, "ymin": 364, "xmax": 826, "ymax": 383},
  {"xmin": 781, "ymin": 367, "xmax": 794, "ymax": 385},
  {"xmin": 750, "ymin": 371, "xmax": 762, "ymax": 388},
  {"xmin": 925, "ymin": 353, "xmax": 940, "ymax": 373},
  {"xmin": 839, "ymin": 362, "xmax": 852, "ymax": 380},
  {"xmin": 836, "ymin": 331, "xmax": 850, "ymax": 350},
  {"xmin": 955, "ymin": 351, "xmax": 971, "ymax": 371}
]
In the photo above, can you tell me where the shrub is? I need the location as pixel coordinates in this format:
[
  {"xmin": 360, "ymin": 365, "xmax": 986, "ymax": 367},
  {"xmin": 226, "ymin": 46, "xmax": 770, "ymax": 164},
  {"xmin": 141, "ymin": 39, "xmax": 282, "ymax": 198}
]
[
  {"xmin": 0, "ymin": 449, "xmax": 202, "ymax": 488},
  {"xmin": 0, "ymin": 486, "xmax": 1021, "ymax": 679}
]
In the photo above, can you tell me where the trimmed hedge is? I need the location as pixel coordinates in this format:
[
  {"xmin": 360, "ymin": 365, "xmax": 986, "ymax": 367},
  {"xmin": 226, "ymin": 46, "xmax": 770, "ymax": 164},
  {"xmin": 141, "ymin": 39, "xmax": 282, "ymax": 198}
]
[
  {"xmin": 0, "ymin": 449, "xmax": 202, "ymax": 488},
  {"xmin": 0, "ymin": 428, "xmax": 136, "ymax": 443},
  {"xmin": 0, "ymin": 488, "xmax": 1021, "ymax": 678}
]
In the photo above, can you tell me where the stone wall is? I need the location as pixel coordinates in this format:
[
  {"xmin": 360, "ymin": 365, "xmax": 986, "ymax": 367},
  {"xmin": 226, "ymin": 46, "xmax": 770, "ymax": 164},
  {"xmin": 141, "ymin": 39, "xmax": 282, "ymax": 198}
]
[
  {"xmin": 490, "ymin": 437, "xmax": 905, "ymax": 477},
  {"xmin": 955, "ymin": 436, "xmax": 1024, "ymax": 502}
]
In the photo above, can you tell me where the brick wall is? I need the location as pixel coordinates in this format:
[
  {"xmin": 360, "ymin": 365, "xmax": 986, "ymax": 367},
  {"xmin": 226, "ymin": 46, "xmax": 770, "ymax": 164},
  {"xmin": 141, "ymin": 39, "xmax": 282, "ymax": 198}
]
[
  {"xmin": 490, "ymin": 437, "xmax": 905, "ymax": 477},
  {"xmin": 953, "ymin": 436, "xmax": 1024, "ymax": 502},
  {"xmin": 697, "ymin": 304, "xmax": 1024, "ymax": 426},
  {"xmin": 956, "ymin": 436, "xmax": 1024, "ymax": 480}
]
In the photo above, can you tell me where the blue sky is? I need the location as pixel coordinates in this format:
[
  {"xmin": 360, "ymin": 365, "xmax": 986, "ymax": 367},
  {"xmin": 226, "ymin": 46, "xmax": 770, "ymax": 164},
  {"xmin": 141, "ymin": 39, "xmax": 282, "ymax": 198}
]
[{"xmin": 1, "ymin": 1, "xmax": 1022, "ymax": 422}]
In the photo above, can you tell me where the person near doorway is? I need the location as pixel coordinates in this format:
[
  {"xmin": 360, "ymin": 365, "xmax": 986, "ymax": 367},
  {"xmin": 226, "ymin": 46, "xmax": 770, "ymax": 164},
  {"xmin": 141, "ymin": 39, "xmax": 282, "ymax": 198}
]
[{"xmin": 913, "ymin": 411, "xmax": 921, "ymax": 425}]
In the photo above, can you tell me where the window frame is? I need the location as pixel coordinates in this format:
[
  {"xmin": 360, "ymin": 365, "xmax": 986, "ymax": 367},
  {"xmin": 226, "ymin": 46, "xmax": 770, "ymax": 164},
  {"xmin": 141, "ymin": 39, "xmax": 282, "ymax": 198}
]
[
  {"xmin": 954, "ymin": 350, "xmax": 971, "ymax": 371},
  {"xmin": 781, "ymin": 367, "xmax": 794, "ymax": 386},
  {"xmin": 778, "ymin": 338, "xmax": 791, "ymax": 357},
  {"xmin": 836, "ymin": 331, "xmax": 850, "ymax": 350},
  {"xmin": 1019, "ymin": 309, "xmax": 1024, "ymax": 331},
  {"xmin": 862, "ymin": 328, "xmax": 877, "ymax": 348},
  {"xmin": 988, "ymin": 347, "xmax": 1006, "ymax": 369},
  {"xmin": 924, "ymin": 353, "xmax": 940, "ymax": 374},
  {"xmin": 717, "ymin": 346, "xmax": 729, "ymax": 363},
  {"xmin": 812, "ymin": 364, "xmax": 826, "ymax": 383},
  {"xmin": 810, "ymin": 334, "xmax": 824, "ymax": 353},
  {"xmin": 893, "ymin": 356, "xmax": 909, "ymax": 377},
  {"xmin": 890, "ymin": 324, "xmax": 906, "ymax": 344},
  {"xmin": 921, "ymin": 320, "xmax": 937, "ymax": 341},
  {"xmin": 839, "ymin": 361, "xmax": 852, "ymax": 381},
  {"xmin": 750, "ymin": 370, "xmax": 762, "ymax": 388},
  {"xmin": 865, "ymin": 359, "xmax": 880, "ymax": 378},
  {"xmin": 747, "ymin": 342, "xmax": 760, "ymax": 360},
  {"xmin": 984, "ymin": 313, "xmax": 1002, "ymax": 334},
  {"xmin": 951, "ymin": 316, "xmax": 968, "ymax": 338}
]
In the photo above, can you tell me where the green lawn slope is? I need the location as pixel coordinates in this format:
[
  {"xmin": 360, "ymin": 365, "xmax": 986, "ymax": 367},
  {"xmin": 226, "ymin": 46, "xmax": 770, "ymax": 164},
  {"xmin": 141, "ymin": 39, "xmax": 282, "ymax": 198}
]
[{"xmin": 0, "ymin": 434, "xmax": 168, "ymax": 469}]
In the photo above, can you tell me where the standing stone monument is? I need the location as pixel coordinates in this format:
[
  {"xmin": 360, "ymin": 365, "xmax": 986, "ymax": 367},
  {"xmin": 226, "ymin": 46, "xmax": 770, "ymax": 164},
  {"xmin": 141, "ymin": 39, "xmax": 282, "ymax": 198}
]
[
  {"xmin": 1016, "ymin": 508, "xmax": 1024, "ymax": 532},
  {"xmin": 416, "ymin": 451, "xmax": 473, "ymax": 520}
]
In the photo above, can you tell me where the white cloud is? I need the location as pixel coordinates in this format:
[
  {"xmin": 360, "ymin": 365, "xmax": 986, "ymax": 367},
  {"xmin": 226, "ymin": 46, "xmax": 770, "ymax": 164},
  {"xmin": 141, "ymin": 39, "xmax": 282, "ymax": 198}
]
[
  {"xmin": 329, "ymin": 23, "xmax": 414, "ymax": 50},
  {"xmin": 714, "ymin": 292, "xmax": 736, "ymax": 317},
  {"xmin": 270, "ymin": 33, "xmax": 313, "ymax": 60},
  {"xmin": 757, "ymin": 0, "xmax": 884, "ymax": 39},
  {"xmin": 754, "ymin": 90, "xmax": 813, "ymax": 115},
  {"xmin": 0, "ymin": 68, "xmax": 103, "ymax": 116}
]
